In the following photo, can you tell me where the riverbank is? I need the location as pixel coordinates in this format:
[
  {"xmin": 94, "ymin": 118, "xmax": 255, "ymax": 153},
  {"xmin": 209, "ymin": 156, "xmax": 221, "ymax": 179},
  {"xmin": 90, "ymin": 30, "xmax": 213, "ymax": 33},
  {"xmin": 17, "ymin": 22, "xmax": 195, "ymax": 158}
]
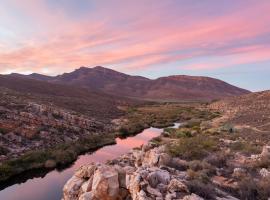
[
  {"xmin": 62, "ymin": 106, "xmax": 270, "ymax": 200},
  {"xmin": 0, "ymin": 103, "xmax": 199, "ymax": 184}
]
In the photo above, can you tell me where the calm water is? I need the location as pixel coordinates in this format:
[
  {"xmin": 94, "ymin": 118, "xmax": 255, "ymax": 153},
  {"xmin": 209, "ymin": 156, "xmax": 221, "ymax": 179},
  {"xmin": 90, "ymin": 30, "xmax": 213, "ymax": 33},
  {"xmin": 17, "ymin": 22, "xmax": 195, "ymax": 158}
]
[{"xmin": 0, "ymin": 123, "xmax": 179, "ymax": 200}]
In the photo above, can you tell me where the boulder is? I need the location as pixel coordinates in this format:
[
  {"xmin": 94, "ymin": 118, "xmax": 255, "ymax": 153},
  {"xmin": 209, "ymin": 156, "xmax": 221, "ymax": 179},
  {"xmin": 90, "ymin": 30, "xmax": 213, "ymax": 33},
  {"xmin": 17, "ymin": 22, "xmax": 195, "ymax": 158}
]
[
  {"xmin": 63, "ymin": 176, "xmax": 85, "ymax": 200},
  {"xmin": 167, "ymin": 179, "xmax": 189, "ymax": 193},
  {"xmin": 126, "ymin": 173, "xmax": 141, "ymax": 200},
  {"xmin": 259, "ymin": 168, "xmax": 270, "ymax": 178},
  {"xmin": 92, "ymin": 165, "xmax": 119, "ymax": 200},
  {"xmin": 146, "ymin": 185, "xmax": 162, "ymax": 197},
  {"xmin": 147, "ymin": 170, "xmax": 170, "ymax": 188},
  {"xmin": 75, "ymin": 164, "xmax": 96, "ymax": 179},
  {"xmin": 260, "ymin": 145, "xmax": 270, "ymax": 158},
  {"xmin": 182, "ymin": 193, "xmax": 204, "ymax": 200},
  {"xmin": 142, "ymin": 146, "xmax": 171, "ymax": 167},
  {"xmin": 78, "ymin": 192, "xmax": 94, "ymax": 200},
  {"xmin": 232, "ymin": 168, "xmax": 246, "ymax": 179}
]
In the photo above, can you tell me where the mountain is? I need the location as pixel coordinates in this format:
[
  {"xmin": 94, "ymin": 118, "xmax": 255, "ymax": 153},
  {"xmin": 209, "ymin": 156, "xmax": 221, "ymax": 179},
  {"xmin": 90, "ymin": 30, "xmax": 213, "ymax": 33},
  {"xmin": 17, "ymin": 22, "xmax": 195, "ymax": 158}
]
[
  {"xmin": 7, "ymin": 66, "xmax": 250, "ymax": 101},
  {"xmin": 0, "ymin": 74, "xmax": 132, "ymax": 121}
]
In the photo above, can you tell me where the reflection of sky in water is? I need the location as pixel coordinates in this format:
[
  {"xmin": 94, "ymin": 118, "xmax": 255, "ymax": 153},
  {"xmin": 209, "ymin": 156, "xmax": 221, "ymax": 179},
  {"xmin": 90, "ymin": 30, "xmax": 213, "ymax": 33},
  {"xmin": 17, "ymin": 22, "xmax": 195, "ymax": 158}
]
[{"xmin": 0, "ymin": 125, "xmax": 175, "ymax": 200}]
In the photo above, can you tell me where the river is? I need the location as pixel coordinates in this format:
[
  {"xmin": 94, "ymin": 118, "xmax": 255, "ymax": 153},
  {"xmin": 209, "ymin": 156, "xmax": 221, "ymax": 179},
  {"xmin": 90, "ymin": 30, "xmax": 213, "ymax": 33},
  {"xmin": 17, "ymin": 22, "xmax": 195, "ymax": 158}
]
[{"xmin": 0, "ymin": 123, "xmax": 179, "ymax": 200}]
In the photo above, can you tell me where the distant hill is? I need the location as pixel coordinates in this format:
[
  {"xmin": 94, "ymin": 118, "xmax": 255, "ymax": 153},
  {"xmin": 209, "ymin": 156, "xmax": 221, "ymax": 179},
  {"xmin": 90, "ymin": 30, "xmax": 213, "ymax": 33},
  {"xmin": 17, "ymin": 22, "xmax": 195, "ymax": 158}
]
[
  {"xmin": 0, "ymin": 75, "xmax": 132, "ymax": 121},
  {"xmin": 11, "ymin": 66, "xmax": 250, "ymax": 101},
  {"xmin": 210, "ymin": 90, "xmax": 270, "ymax": 131}
]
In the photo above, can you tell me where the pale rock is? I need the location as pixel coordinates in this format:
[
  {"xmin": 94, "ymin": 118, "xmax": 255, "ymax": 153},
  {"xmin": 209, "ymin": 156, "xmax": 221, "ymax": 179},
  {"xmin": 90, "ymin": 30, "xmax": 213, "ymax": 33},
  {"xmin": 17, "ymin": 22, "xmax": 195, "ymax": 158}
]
[
  {"xmin": 232, "ymin": 168, "xmax": 246, "ymax": 178},
  {"xmin": 75, "ymin": 164, "xmax": 96, "ymax": 179},
  {"xmin": 78, "ymin": 192, "xmax": 94, "ymax": 200},
  {"xmin": 92, "ymin": 165, "xmax": 119, "ymax": 200},
  {"xmin": 63, "ymin": 176, "xmax": 85, "ymax": 200},
  {"xmin": 126, "ymin": 173, "xmax": 141, "ymax": 200},
  {"xmin": 259, "ymin": 168, "xmax": 270, "ymax": 178},
  {"xmin": 182, "ymin": 193, "xmax": 204, "ymax": 200},
  {"xmin": 167, "ymin": 179, "xmax": 189, "ymax": 193},
  {"xmin": 165, "ymin": 192, "xmax": 176, "ymax": 200},
  {"xmin": 260, "ymin": 145, "xmax": 270, "ymax": 158},
  {"xmin": 114, "ymin": 165, "xmax": 126, "ymax": 188},
  {"xmin": 146, "ymin": 185, "xmax": 162, "ymax": 197},
  {"xmin": 80, "ymin": 177, "xmax": 93, "ymax": 193}
]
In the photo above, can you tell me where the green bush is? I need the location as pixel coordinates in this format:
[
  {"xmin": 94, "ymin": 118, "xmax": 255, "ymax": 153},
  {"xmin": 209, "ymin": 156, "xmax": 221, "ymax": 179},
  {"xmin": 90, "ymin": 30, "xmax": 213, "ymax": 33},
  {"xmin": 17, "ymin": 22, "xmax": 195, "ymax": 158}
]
[
  {"xmin": 168, "ymin": 135, "xmax": 218, "ymax": 160},
  {"xmin": 230, "ymin": 141, "xmax": 261, "ymax": 155}
]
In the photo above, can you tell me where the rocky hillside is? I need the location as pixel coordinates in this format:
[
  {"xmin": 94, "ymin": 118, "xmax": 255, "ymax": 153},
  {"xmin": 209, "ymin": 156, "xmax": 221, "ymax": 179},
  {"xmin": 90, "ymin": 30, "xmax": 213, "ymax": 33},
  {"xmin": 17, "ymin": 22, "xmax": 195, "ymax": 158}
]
[
  {"xmin": 12, "ymin": 66, "xmax": 250, "ymax": 101},
  {"xmin": 0, "ymin": 75, "xmax": 131, "ymax": 121},
  {"xmin": 210, "ymin": 90, "xmax": 270, "ymax": 131},
  {"xmin": 0, "ymin": 87, "xmax": 113, "ymax": 162},
  {"xmin": 63, "ymin": 103, "xmax": 270, "ymax": 200}
]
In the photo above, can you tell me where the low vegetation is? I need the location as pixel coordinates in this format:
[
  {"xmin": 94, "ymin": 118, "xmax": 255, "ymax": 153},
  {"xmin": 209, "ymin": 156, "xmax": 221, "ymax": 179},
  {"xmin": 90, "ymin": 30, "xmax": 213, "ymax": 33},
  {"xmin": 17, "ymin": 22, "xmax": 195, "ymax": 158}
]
[{"xmin": 0, "ymin": 134, "xmax": 115, "ymax": 182}]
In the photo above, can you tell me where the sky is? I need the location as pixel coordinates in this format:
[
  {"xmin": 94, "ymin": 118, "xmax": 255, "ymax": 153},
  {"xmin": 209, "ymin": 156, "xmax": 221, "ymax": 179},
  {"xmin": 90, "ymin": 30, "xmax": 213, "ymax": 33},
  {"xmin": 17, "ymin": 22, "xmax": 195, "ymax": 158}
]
[{"xmin": 0, "ymin": 0, "xmax": 270, "ymax": 91}]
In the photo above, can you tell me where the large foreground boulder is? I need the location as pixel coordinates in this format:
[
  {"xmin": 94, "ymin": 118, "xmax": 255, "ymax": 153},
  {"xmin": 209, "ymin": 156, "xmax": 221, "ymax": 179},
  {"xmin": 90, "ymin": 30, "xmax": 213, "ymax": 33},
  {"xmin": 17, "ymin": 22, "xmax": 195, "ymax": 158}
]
[{"xmin": 92, "ymin": 165, "xmax": 120, "ymax": 200}]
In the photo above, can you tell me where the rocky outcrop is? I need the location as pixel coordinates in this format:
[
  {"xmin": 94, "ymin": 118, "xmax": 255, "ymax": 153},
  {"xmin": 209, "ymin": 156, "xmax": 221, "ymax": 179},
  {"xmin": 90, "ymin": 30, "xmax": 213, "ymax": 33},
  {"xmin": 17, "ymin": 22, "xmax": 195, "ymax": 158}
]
[{"xmin": 62, "ymin": 145, "xmax": 194, "ymax": 200}]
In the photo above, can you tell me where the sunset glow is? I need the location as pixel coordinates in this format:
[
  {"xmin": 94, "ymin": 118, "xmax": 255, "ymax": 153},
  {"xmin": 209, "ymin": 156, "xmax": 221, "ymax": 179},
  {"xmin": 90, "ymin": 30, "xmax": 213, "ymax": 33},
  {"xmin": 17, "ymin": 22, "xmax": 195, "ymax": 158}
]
[{"xmin": 1, "ymin": 0, "xmax": 269, "ymax": 90}]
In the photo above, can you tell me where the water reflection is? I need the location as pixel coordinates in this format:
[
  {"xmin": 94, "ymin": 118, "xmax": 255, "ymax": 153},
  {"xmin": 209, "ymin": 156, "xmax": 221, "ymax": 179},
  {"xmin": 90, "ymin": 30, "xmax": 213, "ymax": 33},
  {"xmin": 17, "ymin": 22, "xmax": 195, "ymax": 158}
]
[{"xmin": 0, "ymin": 124, "xmax": 179, "ymax": 200}]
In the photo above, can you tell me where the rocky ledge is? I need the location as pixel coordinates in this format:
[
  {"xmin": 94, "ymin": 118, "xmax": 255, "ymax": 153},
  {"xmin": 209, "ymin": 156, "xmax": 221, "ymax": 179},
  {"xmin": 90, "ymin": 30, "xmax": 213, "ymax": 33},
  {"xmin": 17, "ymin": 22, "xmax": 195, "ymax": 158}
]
[{"xmin": 62, "ymin": 142, "xmax": 237, "ymax": 200}]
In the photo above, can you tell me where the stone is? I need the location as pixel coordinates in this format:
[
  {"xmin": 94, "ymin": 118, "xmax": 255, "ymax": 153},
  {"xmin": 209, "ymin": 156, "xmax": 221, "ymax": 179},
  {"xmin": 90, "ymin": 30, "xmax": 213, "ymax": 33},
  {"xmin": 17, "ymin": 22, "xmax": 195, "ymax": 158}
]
[
  {"xmin": 146, "ymin": 185, "xmax": 162, "ymax": 197},
  {"xmin": 182, "ymin": 193, "xmax": 204, "ymax": 200},
  {"xmin": 114, "ymin": 165, "xmax": 127, "ymax": 188},
  {"xmin": 147, "ymin": 172, "xmax": 159, "ymax": 188},
  {"xmin": 80, "ymin": 177, "xmax": 93, "ymax": 193},
  {"xmin": 167, "ymin": 179, "xmax": 189, "ymax": 193},
  {"xmin": 260, "ymin": 145, "xmax": 270, "ymax": 158},
  {"xmin": 92, "ymin": 165, "xmax": 119, "ymax": 200},
  {"xmin": 75, "ymin": 164, "xmax": 96, "ymax": 179},
  {"xmin": 63, "ymin": 176, "xmax": 85, "ymax": 200},
  {"xmin": 232, "ymin": 168, "xmax": 246, "ymax": 178},
  {"xmin": 259, "ymin": 168, "xmax": 270, "ymax": 178},
  {"xmin": 165, "ymin": 192, "xmax": 176, "ymax": 200},
  {"xmin": 126, "ymin": 173, "xmax": 141, "ymax": 200},
  {"xmin": 78, "ymin": 192, "xmax": 94, "ymax": 200}
]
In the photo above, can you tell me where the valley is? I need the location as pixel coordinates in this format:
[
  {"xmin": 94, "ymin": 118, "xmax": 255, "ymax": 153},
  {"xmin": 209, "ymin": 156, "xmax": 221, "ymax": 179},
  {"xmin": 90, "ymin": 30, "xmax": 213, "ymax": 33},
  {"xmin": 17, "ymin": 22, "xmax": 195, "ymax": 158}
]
[{"xmin": 0, "ymin": 67, "xmax": 269, "ymax": 200}]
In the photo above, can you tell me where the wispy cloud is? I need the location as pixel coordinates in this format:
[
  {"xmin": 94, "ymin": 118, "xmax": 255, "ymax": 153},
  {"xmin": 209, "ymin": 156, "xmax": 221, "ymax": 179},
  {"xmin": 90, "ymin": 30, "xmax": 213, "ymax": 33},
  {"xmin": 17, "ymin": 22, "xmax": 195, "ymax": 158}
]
[{"xmin": 0, "ymin": 0, "xmax": 270, "ymax": 76}]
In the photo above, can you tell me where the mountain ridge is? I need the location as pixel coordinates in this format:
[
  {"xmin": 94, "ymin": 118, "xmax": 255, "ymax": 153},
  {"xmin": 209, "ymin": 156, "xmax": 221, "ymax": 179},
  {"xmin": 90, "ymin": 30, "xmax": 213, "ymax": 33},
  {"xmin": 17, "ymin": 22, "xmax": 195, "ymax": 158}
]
[{"xmin": 5, "ymin": 66, "xmax": 250, "ymax": 101}]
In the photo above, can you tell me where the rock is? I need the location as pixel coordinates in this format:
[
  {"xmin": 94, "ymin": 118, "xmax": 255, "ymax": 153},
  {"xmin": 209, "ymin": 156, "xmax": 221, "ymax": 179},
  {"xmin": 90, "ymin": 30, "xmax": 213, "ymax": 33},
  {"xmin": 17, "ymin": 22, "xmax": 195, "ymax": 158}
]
[
  {"xmin": 260, "ymin": 145, "xmax": 270, "ymax": 158},
  {"xmin": 182, "ymin": 193, "xmax": 204, "ymax": 200},
  {"xmin": 92, "ymin": 165, "xmax": 119, "ymax": 200},
  {"xmin": 212, "ymin": 176, "xmax": 238, "ymax": 190},
  {"xmin": 44, "ymin": 159, "xmax": 56, "ymax": 168},
  {"xmin": 146, "ymin": 185, "xmax": 162, "ymax": 197},
  {"xmin": 167, "ymin": 179, "xmax": 189, "ymax": 193},
  {"xmin": 114, "ymin": 165, "xmax": 126, "ymax": 188},
  {"xmin": 156, "ymin": 183, "xmax": 167, "ymax": 194},
  {"xmin": 75, "ymin": 164, "xmax": 96, "ymax": 179},
  {"xmin": 78, "ymin": 192, "xmax": 94, "ymax": 200},
  {"xmin": 142, "ymin": 146, "xmax": 171, "ymax": 167},
  {"xmin": 80, "ymin": 177, "xmax": 93, "ymax": 193},
  {"xmin": 147, "ymin": 169, "xmax": 170, "ymax": 188},
  {"xmin": 126, "ymin": 173, "xmax": 141, "ymax": 200},
  {"xmin": 165, "ymin": 192, "xmax": 176, "ymax": 200},
  {"xmin": 63, "ymin": 176, "xmax": 85, "ymax": 200},
  {"xmin": 232, "ymin": 168, "xmax": 246, "ymax": 178},
  {"xmin": 259, "ymin": 168, "xmax": 270, "ymax": 178}
]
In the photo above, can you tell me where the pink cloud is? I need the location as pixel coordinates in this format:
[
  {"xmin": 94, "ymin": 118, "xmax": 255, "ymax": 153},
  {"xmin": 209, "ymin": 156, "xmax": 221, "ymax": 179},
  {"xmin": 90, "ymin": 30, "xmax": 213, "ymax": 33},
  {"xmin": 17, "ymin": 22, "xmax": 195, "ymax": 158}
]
[{"xmin": 0, "ymin": 1, "xmax": 270, "ymax": 74}]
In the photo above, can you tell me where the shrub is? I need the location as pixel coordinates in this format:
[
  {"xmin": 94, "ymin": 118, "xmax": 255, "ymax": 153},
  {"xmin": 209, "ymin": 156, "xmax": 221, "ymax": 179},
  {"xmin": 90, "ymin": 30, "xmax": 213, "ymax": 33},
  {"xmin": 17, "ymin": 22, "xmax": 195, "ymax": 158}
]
[
  {"xmin": 0, "ymin": 127, "xmax": 9, "ymax": 134},
  {"xmin": 168, "ymin": 135, "xmax": 218, "ymax": 160},
  {"xmin": 187, "ymin": 180, "xmax": 216, "ymax": 199},
  {"xmin": 230, "ymin": 141, "xmax": 261, "ymax": 155},
  {"xmin": 0, "ymin": 146, "xmax": 9, "ymax": 155},
  {"xmin": 205, "ymin": 151, "xmax": 228, "ymax": 168}
]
